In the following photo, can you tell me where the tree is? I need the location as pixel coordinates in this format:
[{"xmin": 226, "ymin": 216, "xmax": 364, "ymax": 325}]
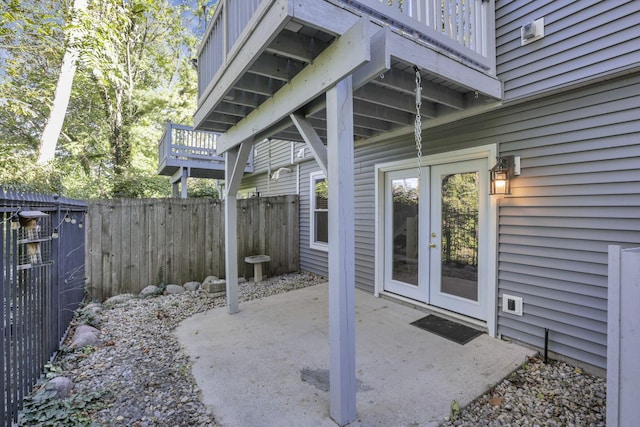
[
  {"xmin": 1, "ymin": 0, "xmax": 203, "ymax": 197},
  {"xmin": 77, "ymin": 0, "xmax": 198, "ymax": 196},
  {"xmin": 37, "ymin": 0, "xmax": 88, "ymax": 164}
]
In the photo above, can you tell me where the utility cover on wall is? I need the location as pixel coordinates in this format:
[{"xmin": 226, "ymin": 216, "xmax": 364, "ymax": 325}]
[
  {"xmin": 521, "ymin": 17, "xmax": 544, "ymax": 46},
  {"xmin": 502, "ymin": 294, "xmax": 524, "ymax": 316}
]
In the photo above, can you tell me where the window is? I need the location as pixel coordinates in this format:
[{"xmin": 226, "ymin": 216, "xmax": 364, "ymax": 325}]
[{"xmin": 310, "ymin": 172, "xmax": 328, "ymax": 251}]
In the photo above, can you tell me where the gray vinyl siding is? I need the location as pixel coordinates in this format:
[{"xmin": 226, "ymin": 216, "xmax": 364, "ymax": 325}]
[
  {"xmin": 496, "ymin": 1, "xmax": 640, "ymax": 101},
  {"xmin": 350, "ymin": 73, "xmax": 639, "ymax": 369},
  {"xmin": 433, "ymin": 72, "xmax": 638, "ymax": 369}
]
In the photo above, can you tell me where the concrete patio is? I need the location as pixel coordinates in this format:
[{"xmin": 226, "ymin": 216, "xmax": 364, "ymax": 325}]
[{"xmin": 176, "ymin": 283, "xmax": 536, "ymax": 426}]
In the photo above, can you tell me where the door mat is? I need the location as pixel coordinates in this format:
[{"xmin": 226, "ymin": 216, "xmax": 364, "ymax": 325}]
[{"xmin": 410, "ymin": 314, "xmax": 483, "ymax": 345}]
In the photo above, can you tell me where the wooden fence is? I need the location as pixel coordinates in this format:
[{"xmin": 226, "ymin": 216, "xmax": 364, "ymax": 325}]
[{"xmin": 85, "ymin": 196, "xmax": 299, "ymax": 301}]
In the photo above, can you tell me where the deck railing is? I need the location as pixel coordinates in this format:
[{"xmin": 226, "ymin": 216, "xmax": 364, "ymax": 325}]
[
  {"xmin": 197, "ymin": 0, "xmax": 495, "ymax": 98},
  {"xmin": 158, "ymin": 122, "xmax": 223, "ymax": 166}
]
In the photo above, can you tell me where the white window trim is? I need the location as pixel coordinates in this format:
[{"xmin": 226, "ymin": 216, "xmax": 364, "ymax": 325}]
[{"xmin": 309, "ymin": 171, "xmax": 328, "ymax": 252}]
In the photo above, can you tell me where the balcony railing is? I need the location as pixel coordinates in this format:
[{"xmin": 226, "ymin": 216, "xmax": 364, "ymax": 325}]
[
  {"xmin": 197, "ymin": 0, "xmax": 495, "ymax": 98},
  {"xmin": 158, "ymin": 123, "xmax": 254, "ymax": 177},
  {"xmin": 158, "ymin": 122, "xmax": 222, "ymax": 165}
]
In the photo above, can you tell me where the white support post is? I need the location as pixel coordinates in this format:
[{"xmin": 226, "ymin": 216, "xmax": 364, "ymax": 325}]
[
  {"xmin": 224, "ymin": 140, "xmax": 253, "ymax": 314},
  {"xmin": 326, "ymin": 76, "xmax": 356, "ymax": 426},
  {"xmin": 607, "ymin": 245, "xmax": 640, "ymax": 426},
  {"xmin": 181, "ymin": 168, "xmax": 188, "ymax": 199}
]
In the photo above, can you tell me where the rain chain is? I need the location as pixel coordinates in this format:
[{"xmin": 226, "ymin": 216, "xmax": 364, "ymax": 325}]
[{"xmin": 414, "ymin": 66, "xmax": 423, "ymax": 178}]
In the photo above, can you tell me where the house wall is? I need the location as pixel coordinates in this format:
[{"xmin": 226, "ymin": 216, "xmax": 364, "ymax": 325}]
[
  {"xmin": 239, "ymin": 69, "xmax": 639, "ymax": 371},
  {"xmin": 496, "ymin": 1, "xmax": 640, "ymax": 101},
  {"xmin": 239, "ymin": 139, "xmax": 330, "ymax": 278}
]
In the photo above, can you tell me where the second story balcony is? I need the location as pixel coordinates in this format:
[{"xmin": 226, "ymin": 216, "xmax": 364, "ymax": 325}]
[
  {"xmin": 158, "ymin": 122, "xmax": 254, "ymax": 182},
  {"xmin": 194, "ymin": 0, "xmax": 501, "ymax": 149}
]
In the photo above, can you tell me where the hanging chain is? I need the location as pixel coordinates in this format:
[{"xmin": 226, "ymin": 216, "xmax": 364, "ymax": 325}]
[{"xmin": 414, "ymin": 66, "xmax": 423, "ymax": 177}]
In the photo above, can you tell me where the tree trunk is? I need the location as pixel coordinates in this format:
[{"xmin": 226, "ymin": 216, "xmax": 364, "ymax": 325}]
[{"xmin": 37, "ymin": 0, "xmax": 88, "ymax": 164}]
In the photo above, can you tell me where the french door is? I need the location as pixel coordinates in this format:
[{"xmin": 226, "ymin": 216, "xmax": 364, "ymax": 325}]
[{"xmin": 383, "ymin": 159, "xmax": 488, "ymax": 320}]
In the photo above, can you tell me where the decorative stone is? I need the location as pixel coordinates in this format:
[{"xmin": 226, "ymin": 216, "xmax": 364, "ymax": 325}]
[
  {"xmin": 140, "ymin": 285, "xmax": 161, "ymax": 296},
  {"xmin": 70, "ymin": 324, "xmax": 100, "ymax": 349},
  {"xmin": 104, "ymin": 294, "xmax": 135, "ymax": 305},
  {"xmin": 183, "ymin": 281, "xmax": 201, "ymax": 292},
  {"xmin": 164, "ymin": 284, "xmax": 186, "ymax": 295},
  {"xmin": 238, "ymin": 277, "xmax": 247, "ymax": 284},
  {"xmin": 84, "ymin": 302, "xmax": 102, "ymax": 315},
  {"xmin": 202, "ymin": 276, "xmax": 226, "ymax": 293},
  {"xmin": 46, "ymin": 376, "xmax": 74, "ymax": 399}
]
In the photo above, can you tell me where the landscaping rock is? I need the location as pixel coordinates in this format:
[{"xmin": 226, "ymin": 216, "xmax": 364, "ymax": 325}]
[
  {"xmin": 84, "ymin": 302, "xmax": 102, "ymax": 315},
  {"xmin": 104, "ymin": 294, "xmax": 135, "ymax": 305},
  {"xmin": 70, "ymin": 325, "xmax": 101, "ymax": 349},
  {"xmin": 17, "ymin": 272, "xmax": 325, "ymax": 426},
  {"xmin": 202, "ymin": 276, "xmax": 226, "ymax": 293},
  {"xmin": 238, "ymin": 277, "xmax": 247, "ymax": 284},
  {"xmin": 46, "ymin": 376, "xmax": 74, "ymax": 399},
  {"xmin": 140, "ymin": 285, "xmax": 161, "ymax": 296},
  {"xmin": 165, "ymin": 284, "xmax": 186, "ymax": 295},
  {"xmin": 184, "ymin": 281, "xmax": 201, "ymax": 292}
]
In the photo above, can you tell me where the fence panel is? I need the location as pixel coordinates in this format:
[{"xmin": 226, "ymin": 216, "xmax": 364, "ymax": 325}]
[
  {"xmin": 1, "ymin": 189, "xmax": 86, "ymax": 427},
  {"xmin": 86, "ymin": 196, "xmax": 300, "ymax": 301}
]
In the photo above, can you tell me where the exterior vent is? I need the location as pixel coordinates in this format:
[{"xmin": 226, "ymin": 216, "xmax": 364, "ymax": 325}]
[
  {"xmin": 521, "ymin": 17, "xmax": 544, "ymax": 46},
  {"xmin": 502, "ymin": 294, "xmax": 524, "ymax": 316}
]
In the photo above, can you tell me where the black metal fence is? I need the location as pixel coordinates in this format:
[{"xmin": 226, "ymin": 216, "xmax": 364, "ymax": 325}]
[
  {"xmin": 441, "ymin": 206, "xmax": 478, "ymax": 266},
  {"xmin": 1, "ymin": 189, "xmax": 86, "ymax": 427}
]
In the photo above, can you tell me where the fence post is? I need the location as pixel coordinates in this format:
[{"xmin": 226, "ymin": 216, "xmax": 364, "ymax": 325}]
[{"xmin": 607, "ymin": 245, "xmax": 640, "ymax": 426}]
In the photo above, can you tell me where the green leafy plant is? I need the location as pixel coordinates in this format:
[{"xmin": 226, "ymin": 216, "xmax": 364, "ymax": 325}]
[{"xmin": 18, "ymin": 387, "xmax": 106, "ymax": 426}]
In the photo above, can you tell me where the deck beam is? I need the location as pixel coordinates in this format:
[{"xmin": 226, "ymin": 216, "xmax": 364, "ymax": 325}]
[{"xmin": 218, "ymin": 18, "xmax": 372, "ymax": 154}]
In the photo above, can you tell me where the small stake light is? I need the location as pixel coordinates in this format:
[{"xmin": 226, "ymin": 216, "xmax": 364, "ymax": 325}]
[{"xmin": 490, "ymin": 156, "xmax": 514, "ymax": 195}]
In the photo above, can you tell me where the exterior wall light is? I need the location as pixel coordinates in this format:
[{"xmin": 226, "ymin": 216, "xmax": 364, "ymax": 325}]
[{"xmin": 490, "ymin": 155, "xmax": 515, "ymax": 195}]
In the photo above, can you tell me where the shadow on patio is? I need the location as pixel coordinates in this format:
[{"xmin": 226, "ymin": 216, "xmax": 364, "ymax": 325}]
[{"xmin": 176, "ymin": 283, "xmax": 535, "ymax": 426}]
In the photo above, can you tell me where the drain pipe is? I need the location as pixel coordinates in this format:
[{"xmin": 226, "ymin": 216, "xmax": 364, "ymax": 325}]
[{"xmin": 544, "ymin": 328, "xmax": 549, "ymax": 364}]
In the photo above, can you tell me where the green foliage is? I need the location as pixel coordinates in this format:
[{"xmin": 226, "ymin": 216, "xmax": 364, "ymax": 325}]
[
  {"xmin": 187, "ymin": 178, "xmax": 220, "ymax": 199},
  {"xmin": 0, "ymin": 0, "xmax": 202, "ymax": 198},
  {"xmin": 19, "ymin": 386, "xmax": 105, "ymax": 427},
  {"xmin": 73, "ymin": 306, "xmax": 101, "ymax": 329}
]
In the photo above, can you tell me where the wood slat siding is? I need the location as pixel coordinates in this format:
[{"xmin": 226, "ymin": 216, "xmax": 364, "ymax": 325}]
[
  {"xmin": 86, "ymin": 196, "xmax": 299, "ymax": 301},
  {"xmin": 496, "ymin": 1, "xmax": 640, "ymax": 100}
]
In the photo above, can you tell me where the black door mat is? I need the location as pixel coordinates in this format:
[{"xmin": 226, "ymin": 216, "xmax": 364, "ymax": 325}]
[{"xmin": 410, "ymin": 314, "xmax": 483, "ymax": 345}]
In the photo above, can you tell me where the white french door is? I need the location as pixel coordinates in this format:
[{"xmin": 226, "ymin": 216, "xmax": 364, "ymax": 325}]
[{"xmin": 382, "ymin": 158, "xmax": 489, "ymax": 321}]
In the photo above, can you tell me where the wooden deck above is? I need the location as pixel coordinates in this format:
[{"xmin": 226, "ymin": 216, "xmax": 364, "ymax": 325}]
[
  {"xmin": 194, "ymin": 0, "xmax": 502, "ymax": 152},
  {"xmin": 157, "ymin": 123, "xmax": 253, "ymax": 180}
]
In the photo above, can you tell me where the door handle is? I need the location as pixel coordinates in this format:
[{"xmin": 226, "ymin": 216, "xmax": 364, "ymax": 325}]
[{"xmin": 429, "ymin": 242, "xmax": 436, "ymax": 248}]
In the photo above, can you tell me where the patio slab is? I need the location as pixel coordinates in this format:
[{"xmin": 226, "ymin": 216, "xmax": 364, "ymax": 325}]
[{"xmin": 176, "ymin": 283, "xmax": 536, "ymax": 426}]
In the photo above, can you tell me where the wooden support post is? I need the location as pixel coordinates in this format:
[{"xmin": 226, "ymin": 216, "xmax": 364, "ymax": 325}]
[
  {"xmin": 326, "ymin": 76, "xmax": 356, "ymax": 426},
  {"xmin": 224, "ymin": 141, "xmax": 253, "ymax": 314}
]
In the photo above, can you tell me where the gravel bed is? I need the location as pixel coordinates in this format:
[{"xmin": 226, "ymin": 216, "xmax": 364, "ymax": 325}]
[
  {"xmin": 441, "ymin": 355, "xmax": 606, "ymax": 426},
  {"xmin": 21, "ymin": 272, "xmax": 324, "ymax": 427},
  {"xmin": 21, "ymin": 271, "xmax": 606, "ymax": 426}
]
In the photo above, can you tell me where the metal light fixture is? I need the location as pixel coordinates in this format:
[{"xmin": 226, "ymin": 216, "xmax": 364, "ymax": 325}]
[
  {"xmin": 52, "ymin": 228, "xmax": 59, "ymax": 239},
  {"xmin": 490, "ymin": 155, "xmax": 514, "ymax": 195}
]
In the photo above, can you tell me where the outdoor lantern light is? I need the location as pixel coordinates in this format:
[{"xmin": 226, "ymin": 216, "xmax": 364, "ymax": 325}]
[
  {"xmin": 10, "ymin": 216, "xmax": 20, "ymax": 230},
  {"xmin": 52, "ymin": 228, "xmax": 59, "ymax": 239},
  {"xmin": 64, "ymin": 213, "xmax": 71, "ymax": 222},
  {"xmin": 490, "ymin": 155, "xmax": 514, "ymax": 195}
]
